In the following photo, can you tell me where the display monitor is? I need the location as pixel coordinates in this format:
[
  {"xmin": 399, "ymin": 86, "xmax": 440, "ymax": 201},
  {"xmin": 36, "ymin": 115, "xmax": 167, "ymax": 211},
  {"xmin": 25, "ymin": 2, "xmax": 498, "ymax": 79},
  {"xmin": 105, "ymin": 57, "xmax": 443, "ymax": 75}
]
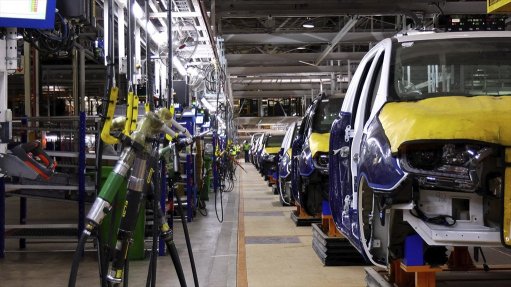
[{"xmin": 0, "ymin": 0, "xmax": 56, "ymax": 29}]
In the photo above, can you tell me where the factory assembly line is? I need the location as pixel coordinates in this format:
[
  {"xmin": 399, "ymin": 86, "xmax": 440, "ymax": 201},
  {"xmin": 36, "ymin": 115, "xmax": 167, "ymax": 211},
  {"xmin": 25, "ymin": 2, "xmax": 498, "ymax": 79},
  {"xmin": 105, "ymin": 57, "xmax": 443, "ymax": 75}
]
[{"xmin": 2, "ymin": 1, "xmax": 511, "ymax": 287}]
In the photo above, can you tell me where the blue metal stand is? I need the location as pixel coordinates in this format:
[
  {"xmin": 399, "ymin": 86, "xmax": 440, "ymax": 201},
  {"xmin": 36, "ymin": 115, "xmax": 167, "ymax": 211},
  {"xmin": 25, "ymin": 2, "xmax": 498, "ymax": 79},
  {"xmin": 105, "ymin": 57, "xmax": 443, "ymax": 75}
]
[
  {"xmin": 19, "ymin": 197, "xmax": 26, "ymax": 249},
  {"xmin": 159, "ymin": 161, "xmax": 167, "ymax": 256},
  {"xmin": 0, "ymin": 177, "xmax": 4, "ymax": 258},
  {"xmin": 179, "ymin": 115, "xmax": 196, "ymax": 222},
  {"xmin": 186, "ymin": 154, "xmax": 194, "ymax": 222},
  {"xmin": 78, "ymin": 112, "xmax": 86, "ymax": 235},
  {"xmin": 19, "ymin": 116, "xmax": 28, "ymax": 249}
]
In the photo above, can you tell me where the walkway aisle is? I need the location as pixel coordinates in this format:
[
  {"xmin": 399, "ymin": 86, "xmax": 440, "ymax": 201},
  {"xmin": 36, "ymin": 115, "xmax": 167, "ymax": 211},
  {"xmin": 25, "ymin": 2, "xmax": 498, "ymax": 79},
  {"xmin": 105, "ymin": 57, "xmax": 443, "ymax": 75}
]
[{"xmin": 237, "ymin": 163, "xmax": 366, "ymax": 287}]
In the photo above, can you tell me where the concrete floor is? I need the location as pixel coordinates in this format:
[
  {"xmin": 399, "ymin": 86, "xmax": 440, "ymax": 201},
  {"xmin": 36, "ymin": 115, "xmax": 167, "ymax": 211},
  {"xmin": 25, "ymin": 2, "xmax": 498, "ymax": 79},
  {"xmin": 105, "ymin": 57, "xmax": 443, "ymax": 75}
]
[
  {"xmin": 0, "ymin": 180, "xmax": 239, "ymax": 287},
  {"xmin": 2, "ymin": 162, "xmax": 511, "ymax": 287}
]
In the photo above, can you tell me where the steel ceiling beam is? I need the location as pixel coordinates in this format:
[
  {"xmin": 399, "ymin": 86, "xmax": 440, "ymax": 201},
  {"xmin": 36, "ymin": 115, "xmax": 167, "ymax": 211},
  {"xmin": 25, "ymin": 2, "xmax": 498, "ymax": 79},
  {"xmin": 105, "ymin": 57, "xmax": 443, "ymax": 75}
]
[
  {"xmin": 226, "ymin": 52, "xmax": 365, "ymax": 66},
  {"xmin": 228, "ymin": 65, "xmax": 349, "ymax": 75},
  {"xmin": 216, "ymin": 1, "xmax": 486, "ymax": 18},
  {"xmin": 233, "ymin": 90, "xmax": 318, "ymax": 98},
  {"xmin": 232, "ymin": 83, "xmax": 326, "ymax": 91},
  {"xmin": 223, "ymin": 32, "xmax": 393, "ymax": 45},
  {"xmin": 315, "ymin": 16, "xmax": 359, "ymax": 65}
]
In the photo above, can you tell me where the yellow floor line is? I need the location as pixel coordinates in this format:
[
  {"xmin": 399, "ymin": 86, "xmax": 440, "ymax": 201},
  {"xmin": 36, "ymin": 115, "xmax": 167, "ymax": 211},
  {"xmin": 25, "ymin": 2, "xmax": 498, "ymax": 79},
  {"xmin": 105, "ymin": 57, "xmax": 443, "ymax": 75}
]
[{"xmin": 237, "ymin": 168, "xmax": 248, "ymax": 287}]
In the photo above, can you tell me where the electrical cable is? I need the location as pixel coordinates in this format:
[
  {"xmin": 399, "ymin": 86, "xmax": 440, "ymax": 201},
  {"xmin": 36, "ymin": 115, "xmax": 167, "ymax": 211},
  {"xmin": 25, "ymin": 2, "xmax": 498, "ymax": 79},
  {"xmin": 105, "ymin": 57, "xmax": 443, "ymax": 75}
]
[
  {"xmin": 124, "ymin": 259, "xmax": 130, "ymax": 287},
  {"xmin": 410, "ymin": 206, "xmax": 456, "ymax": 226},
  {"xmin": 175, "ymin": 192, "xmax": 200, "ymax": 287}
]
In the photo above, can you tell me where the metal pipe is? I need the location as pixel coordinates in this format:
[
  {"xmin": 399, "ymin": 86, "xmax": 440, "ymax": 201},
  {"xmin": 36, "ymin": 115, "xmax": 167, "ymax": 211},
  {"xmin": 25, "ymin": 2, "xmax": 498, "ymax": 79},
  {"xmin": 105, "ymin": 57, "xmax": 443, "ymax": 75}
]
[
  {"xmin": 128, "ymin": 0, "xmax": 136, "ymax": 85},
  {"xmin": 167, "ymin": 0, "xmax": 173, "ymax": 106}
]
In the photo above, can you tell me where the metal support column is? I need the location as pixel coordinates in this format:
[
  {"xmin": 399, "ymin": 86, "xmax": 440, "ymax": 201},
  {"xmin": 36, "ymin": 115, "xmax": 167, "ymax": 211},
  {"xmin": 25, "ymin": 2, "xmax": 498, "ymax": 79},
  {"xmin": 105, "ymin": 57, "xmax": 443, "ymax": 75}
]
[
  {"xmin": 77, "ymin": 47, "xmax": 87, "ymax": 234},
  {"xmin": 0, "ymin": 28, "xmax": 16, "ymax": 258},
  {"xmin": 78, "ymin": 112, "xmax": 86, "ymax": 234}
]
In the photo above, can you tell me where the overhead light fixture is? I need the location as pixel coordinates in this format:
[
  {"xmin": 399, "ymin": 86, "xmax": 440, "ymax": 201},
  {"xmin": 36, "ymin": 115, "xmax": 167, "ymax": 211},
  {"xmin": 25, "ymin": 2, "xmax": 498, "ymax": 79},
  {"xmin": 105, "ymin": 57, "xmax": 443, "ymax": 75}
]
[
  {"xmin": 132, "ymin": 2, "xmax": 145, "ymax": 20},
  {"xmin": 296, "ymin": 46, "xmax": 306, "ymax": 50},
  {"xmin": 200, "ymin": 98, "xmax": 216, "ymax": 112},
  {"xmin": 302, "ymin": 18, "xmax": 314, "ymax": 28}
]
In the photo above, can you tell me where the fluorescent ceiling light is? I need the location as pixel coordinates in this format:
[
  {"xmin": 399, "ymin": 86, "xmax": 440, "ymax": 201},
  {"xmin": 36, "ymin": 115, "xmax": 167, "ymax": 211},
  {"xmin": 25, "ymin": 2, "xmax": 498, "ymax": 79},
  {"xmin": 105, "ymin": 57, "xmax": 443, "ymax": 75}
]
[
  {"xmin": 302, "ymin": 19, "xmax": 314, "ymax": 28},
  {"xmin": 133, "ymin": 2, "xmax": 144, "ymax": 20},
  {"xmin": 173, "ymin": 56, "xmax": 187, "ymax": 76},
  {"xmin": 296, "ymin": 46, "xmax": 306, "ymax": 50}
]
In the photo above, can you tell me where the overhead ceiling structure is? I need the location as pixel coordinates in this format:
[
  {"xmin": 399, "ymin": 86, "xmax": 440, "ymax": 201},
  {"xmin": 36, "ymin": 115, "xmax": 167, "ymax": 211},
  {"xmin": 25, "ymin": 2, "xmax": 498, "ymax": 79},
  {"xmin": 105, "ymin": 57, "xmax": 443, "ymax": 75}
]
[{"xmin": 214, "ymin": 0, "xmax": 488, "ymax": 102}]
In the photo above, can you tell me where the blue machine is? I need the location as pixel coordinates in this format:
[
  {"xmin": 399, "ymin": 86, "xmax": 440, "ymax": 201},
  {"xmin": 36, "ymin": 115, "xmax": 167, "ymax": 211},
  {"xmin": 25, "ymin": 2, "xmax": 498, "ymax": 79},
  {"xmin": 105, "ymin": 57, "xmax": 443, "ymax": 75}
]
[{"xmin": 178, "ymin": 114, "xmax": 197, "ymax": 222}]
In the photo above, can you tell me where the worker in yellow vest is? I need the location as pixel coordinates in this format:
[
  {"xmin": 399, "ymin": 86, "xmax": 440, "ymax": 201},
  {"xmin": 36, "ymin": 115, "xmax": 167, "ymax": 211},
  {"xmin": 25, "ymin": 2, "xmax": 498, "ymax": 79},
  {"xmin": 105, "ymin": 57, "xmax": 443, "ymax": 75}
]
[{"xmin": 243, "ymin": 140, "xmax": 250, "ymax": 162}]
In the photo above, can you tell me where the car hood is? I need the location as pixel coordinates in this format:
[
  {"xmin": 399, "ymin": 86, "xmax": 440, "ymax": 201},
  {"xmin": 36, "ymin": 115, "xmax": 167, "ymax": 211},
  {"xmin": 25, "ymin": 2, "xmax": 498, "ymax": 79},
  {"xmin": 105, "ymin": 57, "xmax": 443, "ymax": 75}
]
[
  {"xmin": 264, "ymin": 147, "xmax": 281, "ymax": 154},
  {"xmin": 310, "ymin": 132, "xmax": 330, "ymax": 156},
  {"xmin": 379, "ymin": 96, "xmax": 511, "ymax": 153}
]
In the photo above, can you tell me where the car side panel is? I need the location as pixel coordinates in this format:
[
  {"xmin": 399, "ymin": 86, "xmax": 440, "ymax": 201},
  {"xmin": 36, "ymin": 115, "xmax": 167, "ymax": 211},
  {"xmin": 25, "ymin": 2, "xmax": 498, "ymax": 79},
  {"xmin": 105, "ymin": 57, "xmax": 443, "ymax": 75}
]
[{"xmin": 358, "ymin": 116, "xmax": 406, "ymax": 191}]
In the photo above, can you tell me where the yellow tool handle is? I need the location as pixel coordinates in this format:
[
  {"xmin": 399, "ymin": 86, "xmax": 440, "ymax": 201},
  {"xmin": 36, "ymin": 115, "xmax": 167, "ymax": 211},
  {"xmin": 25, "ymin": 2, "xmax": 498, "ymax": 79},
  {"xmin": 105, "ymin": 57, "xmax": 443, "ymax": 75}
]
[
  {"xmin": 123, "ymin": 91, "xmax": 134, "ymax": 136},
  {"xmin": 130, "ymin": 95, "xmax": 139, "ymax": 132},
  {"xmin": 100, "ymin": 87, "xmax": 120, "ymax": 144},
  {"xmin": 165, "ymin": 107, "xmax": 176, "ymax": 141}
]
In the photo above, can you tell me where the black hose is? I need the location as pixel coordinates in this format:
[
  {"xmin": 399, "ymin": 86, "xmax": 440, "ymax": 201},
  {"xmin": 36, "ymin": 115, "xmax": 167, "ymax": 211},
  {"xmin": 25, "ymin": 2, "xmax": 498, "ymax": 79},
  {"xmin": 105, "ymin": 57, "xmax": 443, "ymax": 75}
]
[
  {"xmin": 146, "ymin": 256, "xmax": 154, "ymax": 287},
  {"xmin": 214, "ymin": 166, "xmax": 224, "ymax": 223},
  {"xmin": 166, "ymin": 241, "xmax": 187, "ymax": 287},
  {"xmin": 150, "ymin": 182, "xmax": 159, "ymax": 287},
  {"xmin": 124, "ymin": 259, "xmax": 129, "ymax": 287},
  {"xmin": 175, "ymin": 194, "xmax": 200, "ymax": 287},
  {"xmin": 68, "ymin": 232, "xmax": 90, "ymax": 287}
]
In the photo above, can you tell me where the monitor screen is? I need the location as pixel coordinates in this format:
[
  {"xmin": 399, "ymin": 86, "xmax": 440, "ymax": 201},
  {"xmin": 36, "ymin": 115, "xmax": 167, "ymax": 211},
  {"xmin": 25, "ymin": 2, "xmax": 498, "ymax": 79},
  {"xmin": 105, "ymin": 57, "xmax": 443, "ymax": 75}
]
[{"xmin": 0, "ymin": 0, "xmax": 56, "ymax": 29}]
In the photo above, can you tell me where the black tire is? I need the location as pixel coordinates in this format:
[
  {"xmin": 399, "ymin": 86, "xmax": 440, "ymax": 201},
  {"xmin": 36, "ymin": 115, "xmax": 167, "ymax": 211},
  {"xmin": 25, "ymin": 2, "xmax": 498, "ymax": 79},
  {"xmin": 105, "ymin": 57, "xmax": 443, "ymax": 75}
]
[{"xmin": 301, "ymin": 180, "xmax": 322, "ymax": 216}]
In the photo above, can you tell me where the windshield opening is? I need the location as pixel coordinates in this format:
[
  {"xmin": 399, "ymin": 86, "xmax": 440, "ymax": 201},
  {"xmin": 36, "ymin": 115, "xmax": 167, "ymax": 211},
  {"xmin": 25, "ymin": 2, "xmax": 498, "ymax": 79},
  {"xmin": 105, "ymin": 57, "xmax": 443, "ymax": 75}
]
[
  {"xmin": 266, "ymin": 135, "xmax": 284, "ymax": 147},
  {"xmin": 391, "ymin": 38, "xmax": 511, "ymax": 101},
  {"xmin": 312, "ymin": 98, "xmax": 343, "ymax": 133}
]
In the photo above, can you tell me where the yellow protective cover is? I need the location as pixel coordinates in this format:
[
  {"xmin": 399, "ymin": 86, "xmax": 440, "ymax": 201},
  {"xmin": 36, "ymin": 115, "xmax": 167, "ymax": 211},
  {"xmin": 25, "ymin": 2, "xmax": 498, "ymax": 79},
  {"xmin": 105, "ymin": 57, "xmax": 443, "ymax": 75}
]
[
  {"xmin": 309, "ymin": 132, "xmax": 330, "ymax": 156},
  {"xmin": 264, "ymin": 147, "xmax": 281, "ymax": 154},
  {"xmin": 379, "ymin": 96, "xmax": 511, "ymax": 153}
]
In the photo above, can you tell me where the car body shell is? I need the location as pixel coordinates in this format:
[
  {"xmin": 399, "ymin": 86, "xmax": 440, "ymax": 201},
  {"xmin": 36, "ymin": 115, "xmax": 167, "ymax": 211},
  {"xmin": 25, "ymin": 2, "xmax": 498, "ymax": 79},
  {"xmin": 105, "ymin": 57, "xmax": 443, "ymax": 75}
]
[{"xmin": 328, "ymin": 31, "xmax": 511, "ymax": 266}]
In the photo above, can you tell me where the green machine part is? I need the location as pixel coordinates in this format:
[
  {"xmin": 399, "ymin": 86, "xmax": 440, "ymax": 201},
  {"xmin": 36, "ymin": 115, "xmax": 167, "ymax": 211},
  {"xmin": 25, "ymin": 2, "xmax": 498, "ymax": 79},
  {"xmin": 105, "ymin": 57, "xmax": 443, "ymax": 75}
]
[
  {"xmin": 201, "ymin": 155, "xmax": 212, "ymax": 201},
  {"xmin": 99, "ymin": 167, "xmax": 146, "ymax": 260}
]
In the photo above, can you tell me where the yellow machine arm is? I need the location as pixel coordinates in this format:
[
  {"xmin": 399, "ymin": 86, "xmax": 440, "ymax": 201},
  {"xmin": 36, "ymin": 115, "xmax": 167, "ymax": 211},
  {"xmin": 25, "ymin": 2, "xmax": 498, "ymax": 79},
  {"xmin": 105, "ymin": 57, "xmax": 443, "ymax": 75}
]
[{"xmin": 101, "ymin": 87, "xmax": 120, "ymax": 145}]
